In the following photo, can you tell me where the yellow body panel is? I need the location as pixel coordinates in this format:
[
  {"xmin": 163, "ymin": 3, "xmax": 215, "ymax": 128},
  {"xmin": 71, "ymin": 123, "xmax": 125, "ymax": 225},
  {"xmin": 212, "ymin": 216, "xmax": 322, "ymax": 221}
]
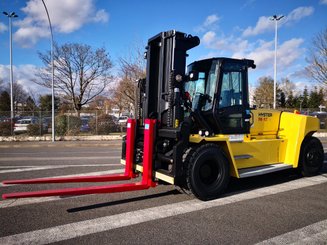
[
  {"xmin": 250, "ymin": 110, "xmax": 281, "ymax": 137},
  {"xmin": 278, "ymin": 111, "xmax": 319, "ymax": 167},
  {"xmin": 189, "ymin": 109, "xmax": 320, "ymax": 178},
  {"xmin": 230, "ymin": 139, "xmax": 282, "ymax": 169}
]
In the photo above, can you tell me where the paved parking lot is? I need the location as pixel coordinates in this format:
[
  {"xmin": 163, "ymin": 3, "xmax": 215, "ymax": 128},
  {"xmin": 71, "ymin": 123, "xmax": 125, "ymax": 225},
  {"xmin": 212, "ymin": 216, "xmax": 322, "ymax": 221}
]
[{"xmin": 0, "ymin": 139, "xmax": 327, "ymax": 244}]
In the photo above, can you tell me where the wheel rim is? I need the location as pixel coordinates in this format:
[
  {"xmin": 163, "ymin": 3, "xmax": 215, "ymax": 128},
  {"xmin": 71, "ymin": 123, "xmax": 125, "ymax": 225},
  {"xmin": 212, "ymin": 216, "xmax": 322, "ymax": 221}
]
[
  {"xmin": 305, "ymin": 148, "xmax": 322, "ymax": 168},
  {"xmin": 199, "ymin": 159, "xmax": 220, "ymax": 185}
]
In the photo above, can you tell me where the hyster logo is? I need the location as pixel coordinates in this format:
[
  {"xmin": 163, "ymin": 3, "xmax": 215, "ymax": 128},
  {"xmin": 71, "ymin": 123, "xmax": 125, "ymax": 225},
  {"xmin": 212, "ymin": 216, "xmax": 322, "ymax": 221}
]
[{"xmin": 258, "ymin": 112, "xmax": 273, "ymax": 117}]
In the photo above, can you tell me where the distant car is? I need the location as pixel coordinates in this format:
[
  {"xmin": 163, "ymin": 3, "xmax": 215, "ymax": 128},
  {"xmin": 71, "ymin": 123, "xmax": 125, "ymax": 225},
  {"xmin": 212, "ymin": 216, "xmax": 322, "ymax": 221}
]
[
  {"xmin": 310, "ymin": 111, "xmax": 327, "ymax": 129},
  {"xmin": 14, "ymin": 118, "xmax": 39, "ymax": 133},
  {"xmin": 80, "ymin": 118, "xmax": 91, "ymax": 132},
  {"xmin": 0, "ymin": 117, "xmax": 12, "ymax": 123},
  {"xmin": 42, "ymin": 117, "xmax": 52, "ymax": 132},
  {"xmin": 118, "ymin": 116, "xmax": 128, "ymax": 125}
]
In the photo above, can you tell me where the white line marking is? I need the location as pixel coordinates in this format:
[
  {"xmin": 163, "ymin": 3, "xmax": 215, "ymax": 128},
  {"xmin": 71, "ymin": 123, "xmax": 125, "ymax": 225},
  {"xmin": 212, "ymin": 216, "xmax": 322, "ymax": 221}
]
[
  {"xmin": 0, "ymin": 156, "xmax": 120, "ymax": 161},
  {"xmin": 0, "ymin": 164, "xmax": 120, "ymax": 174},
  {"xmin": 0, "ymin": 151, "xmax": 121, "ymax": 155},
  {"xmin": 0, "ymin": 164, "xmax": 120, "ymax": 169},
  {"xmin": 0, "ymin": 169, "xmax": 125, "ymax": 207},
  {"xmin": 0, "ymin": 166, "xmax": 62, "ymax": 174},
  {"xmin": 0, "ymin": 175, "xmax": 326, "ymax": 244},
  {"xmin": 257, "ymin": 219, "xmax": 327, "ymax": 244}
]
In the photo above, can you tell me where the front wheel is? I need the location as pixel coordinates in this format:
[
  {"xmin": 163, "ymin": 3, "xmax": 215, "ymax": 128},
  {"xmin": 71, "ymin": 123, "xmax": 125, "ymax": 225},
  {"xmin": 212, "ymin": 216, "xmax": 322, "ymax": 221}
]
[
  {"xmin": 299, "ymin": 136, "xmax": 324, "ymax": 177},
  {"xmin": 186, "ymin": 143, "xmax": 230, "ymax": 201}
]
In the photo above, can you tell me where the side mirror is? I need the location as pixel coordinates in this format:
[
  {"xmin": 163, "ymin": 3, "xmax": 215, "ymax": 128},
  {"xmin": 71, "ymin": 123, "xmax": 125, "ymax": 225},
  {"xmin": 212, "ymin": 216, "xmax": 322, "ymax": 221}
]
[{"xmin": 187, "ymin": 71, "xmax": 199, "ymax": 81}]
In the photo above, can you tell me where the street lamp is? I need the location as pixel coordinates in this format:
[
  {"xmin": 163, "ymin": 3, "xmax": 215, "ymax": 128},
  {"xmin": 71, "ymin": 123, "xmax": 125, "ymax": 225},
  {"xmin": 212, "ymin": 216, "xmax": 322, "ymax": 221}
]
[
  {"xmin": 270, "ymin": 14, "xmax": 284, "ymax": 109},
  {"xmin": 41, "ymin": 0, "xmax": 55, "ymax": 142},
  {"xmin": 3, "ymin": 11, "xmax": 18, "ymax": 130}
]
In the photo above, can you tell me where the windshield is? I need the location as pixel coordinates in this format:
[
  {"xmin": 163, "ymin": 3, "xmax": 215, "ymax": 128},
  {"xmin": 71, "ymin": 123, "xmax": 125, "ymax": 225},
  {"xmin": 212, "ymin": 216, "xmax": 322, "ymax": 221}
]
[{"xmin": 185, "ymin": 59, "xmax": 219, "ymax": 111}]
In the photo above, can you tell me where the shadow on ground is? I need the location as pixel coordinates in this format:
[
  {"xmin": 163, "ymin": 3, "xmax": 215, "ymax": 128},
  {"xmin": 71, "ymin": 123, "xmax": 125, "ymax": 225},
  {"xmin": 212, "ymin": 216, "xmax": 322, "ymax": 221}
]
[{"xmin": 66, "ymin": 153, "xmax": 327, "ymax": 212}]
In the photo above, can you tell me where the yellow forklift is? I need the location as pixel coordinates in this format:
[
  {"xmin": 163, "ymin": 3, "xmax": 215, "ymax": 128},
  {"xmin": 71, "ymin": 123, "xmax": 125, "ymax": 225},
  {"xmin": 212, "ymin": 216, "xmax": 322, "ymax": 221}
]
[{"xmin": 2, "ymin": 30, "xmax": 323, "ymax": 201}]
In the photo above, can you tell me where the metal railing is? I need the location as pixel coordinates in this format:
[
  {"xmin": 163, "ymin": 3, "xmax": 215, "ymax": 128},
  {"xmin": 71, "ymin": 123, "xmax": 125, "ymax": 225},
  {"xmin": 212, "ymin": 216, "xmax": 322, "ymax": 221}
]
[
  {"xmin": 0, "ymin": 111, "xmax": 126, "ymax": 137},
  {"xmin": 0, "ymin": 108, "xmax": 326, "ymax": 138}
]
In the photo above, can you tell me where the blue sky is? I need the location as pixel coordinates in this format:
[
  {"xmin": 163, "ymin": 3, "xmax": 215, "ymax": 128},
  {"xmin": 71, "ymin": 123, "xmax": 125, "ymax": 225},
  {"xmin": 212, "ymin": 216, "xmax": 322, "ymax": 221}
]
[{"xmin": 0, "ymin": 0, "xmax": 327, "ymax": 95}]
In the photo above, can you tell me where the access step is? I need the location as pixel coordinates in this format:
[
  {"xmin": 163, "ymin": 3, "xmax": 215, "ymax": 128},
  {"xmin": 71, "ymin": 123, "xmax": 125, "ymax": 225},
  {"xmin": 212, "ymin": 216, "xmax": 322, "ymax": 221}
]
[
  {"xmin": 238, "ymin": 163, "xmax": 293, "ymax": 178},
  {"xmin": 234, "ymin": 154, "xmax": 253, "ymax": 160}
]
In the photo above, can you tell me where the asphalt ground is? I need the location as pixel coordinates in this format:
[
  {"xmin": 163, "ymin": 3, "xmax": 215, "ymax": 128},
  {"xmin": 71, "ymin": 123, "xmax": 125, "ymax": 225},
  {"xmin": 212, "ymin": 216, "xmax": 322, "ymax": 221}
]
[{"xmin": 0, "ymin": 139, "xmax": 326, "ymax": 244}]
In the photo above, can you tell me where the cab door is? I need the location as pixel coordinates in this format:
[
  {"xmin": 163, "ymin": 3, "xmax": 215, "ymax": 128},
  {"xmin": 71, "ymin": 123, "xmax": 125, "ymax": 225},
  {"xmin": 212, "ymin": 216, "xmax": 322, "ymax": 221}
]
[{"xmin": 215, "ymin": 60, "xmax": 251, "ymax": 134}]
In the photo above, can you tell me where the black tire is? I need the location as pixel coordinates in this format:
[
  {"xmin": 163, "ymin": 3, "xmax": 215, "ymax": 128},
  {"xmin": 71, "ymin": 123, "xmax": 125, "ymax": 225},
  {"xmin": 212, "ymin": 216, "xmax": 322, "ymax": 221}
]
[
  {"xmin": 186, "ymin": 143, "xmax": 230, "ymax": 201},
  {"xmin": 299, "ymin": 136, "xmax": 324, "ymax": 177},
  {"xmin": 175, "ymin": 147, "xmax": 195, "ymax": 195}
]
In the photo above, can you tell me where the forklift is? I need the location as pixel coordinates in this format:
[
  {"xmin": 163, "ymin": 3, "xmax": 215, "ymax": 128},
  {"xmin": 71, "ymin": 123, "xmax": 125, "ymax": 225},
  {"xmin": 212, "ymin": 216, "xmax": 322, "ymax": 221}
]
[{"xmin": 2, "ymin": 30, "xmax": 324, "ymax": 201}]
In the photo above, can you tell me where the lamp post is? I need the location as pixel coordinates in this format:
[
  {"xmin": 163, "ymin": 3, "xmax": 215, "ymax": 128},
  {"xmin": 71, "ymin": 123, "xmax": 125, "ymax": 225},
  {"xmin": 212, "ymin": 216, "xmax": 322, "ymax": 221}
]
[
  {"xmin": 41, "ymin": 0, "xmax": 55, "ymax": 142},
  {"xmin": 270, "ymin": 14, "xmax": 284, "ymax": 109},
  {"xmin": 3, "ymin": 11, "xmax": 18, "ymax": 130}
]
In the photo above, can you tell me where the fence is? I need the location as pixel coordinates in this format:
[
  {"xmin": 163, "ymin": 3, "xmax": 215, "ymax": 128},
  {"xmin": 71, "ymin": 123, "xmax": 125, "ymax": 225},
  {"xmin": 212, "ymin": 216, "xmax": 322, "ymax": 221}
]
[
  {"xmin": 0, "ymin": 111, "xmax": 126, "ymax": 137},
  {"xmin": 0, "ymin": 108, "xmax": 326, "ymax": 138}
]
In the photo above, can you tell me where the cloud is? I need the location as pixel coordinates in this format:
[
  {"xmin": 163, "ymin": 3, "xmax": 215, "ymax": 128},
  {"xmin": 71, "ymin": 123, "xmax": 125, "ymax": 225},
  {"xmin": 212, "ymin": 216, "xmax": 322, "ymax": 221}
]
[
  {"xmin": 242, "ymin": 6, "xmax": 314, "ymax": 37},
  {"xmin": 202, "ymin": 31, "xmax": 216, "ymax": 45},
  {"xmin": 199, "ymin": 6, "xmax": 312, "ymax": 89},
  {"xmin": 202, "ymin": 31, "xmax": 249, "ymax": 53},
  {"xmin": 320, "ymin": 0, "xmax": 327, "ymax": 4},
  {"xmin": 14, "ymin": 26, "xmax": 49, "ymax": 48},
  {"xmin": 241, "ymin": 0, "xmax": 256, "ymax": 9},
  {"xmin": 195, "ymin": 14, "xmax": 220, "ymax": 32},
  {"xmin": 278, "ymin": 38, "xmax": 304, "ymax": 67},
  {"xmin": 92, "ymin": 9, "xmax": 109, "ymax": 23},
  {"xmin": 242, "ymin": 16, "xmax": 273, "ymax": 37},
  {"xmin": 204, "ymin": 15, "xmax": 220, "ymax": 27},
  {"xmin": 233, "ymin": 38, "xmax": 303, "ymax": 69},
  {"xmin": 233, "ymin": 40, "xmax": 274, "ymax": 68},
  {"xmin": 0, "ymin": 22, "xmax": 8, "ymax": 33},
  {"xmin": 286, "ymin": 6, "xmax": 314, "ymax": 23},
  {"xmin": 202, "ymin": 28, "xmax": 303, "ymax": 74},
  {"xmin": 13, "ymin": 0, "xmax": 109, "ymax": 47},
  {"xmin": 0, "ymin": 64, "xmax": 49, "ymax": 94}
]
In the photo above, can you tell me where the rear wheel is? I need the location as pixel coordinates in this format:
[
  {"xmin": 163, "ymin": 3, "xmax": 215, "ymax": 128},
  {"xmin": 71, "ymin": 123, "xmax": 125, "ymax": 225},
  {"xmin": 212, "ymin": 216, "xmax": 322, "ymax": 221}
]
[
  {"xmin": 299, "ymin": 136, "xmax": 324, "ymax": 176},
  {"xmin": 186, "ymin": 143, "xmax": 230, "ymax": 200}
]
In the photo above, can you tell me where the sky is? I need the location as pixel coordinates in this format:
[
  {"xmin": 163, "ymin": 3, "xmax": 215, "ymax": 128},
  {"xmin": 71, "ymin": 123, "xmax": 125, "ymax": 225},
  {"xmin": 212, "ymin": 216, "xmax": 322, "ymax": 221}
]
[{"xmin": 0, "ymin": 0, "xmax": 327, "ymax": 96}]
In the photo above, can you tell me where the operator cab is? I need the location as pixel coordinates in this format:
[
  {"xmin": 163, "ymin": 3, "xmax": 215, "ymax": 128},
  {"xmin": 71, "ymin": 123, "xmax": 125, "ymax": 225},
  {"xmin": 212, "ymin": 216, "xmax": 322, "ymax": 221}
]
[{"xmin": 185, "ymin": 58, "xmax": 256, "ymax": 135}]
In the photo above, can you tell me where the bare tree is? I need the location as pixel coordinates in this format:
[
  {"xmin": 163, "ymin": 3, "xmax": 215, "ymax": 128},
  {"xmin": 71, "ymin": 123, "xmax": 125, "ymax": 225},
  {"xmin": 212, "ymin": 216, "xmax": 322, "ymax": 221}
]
[
  {"xmin": 25, "ymin": 96, "xmax": 38, "ymax": 113},
  {"xmin": 112, "ymin": 77, "xmax": 136, "ymax": 116},
  {"xmin": 0, "ymin": 79, "xmax": 4, "ymax": 93},
  {"xmin": 35, "ymin": 43, "xmax": 113, "ymax": 116},
  {"xmin": 279, "ymin": 78, "xmax": 295, "ymax": 99},
  {"xmin": 113, "ymin": 44, "xmax": 146, "ymax": 117},
  {"xmin": 306, "ymin": 27, "xmax": 327, "ymax": 86},
  {"xmin": 253, "ymin": 76, "xmax": 274, "ymax": 108},
  {"xmin": 0, "ymin": 91, "xmax": 10, "ymax": 112},
  {"xmin": 1, "ymin": 82, "xmax": 28, "ymax": 114}
]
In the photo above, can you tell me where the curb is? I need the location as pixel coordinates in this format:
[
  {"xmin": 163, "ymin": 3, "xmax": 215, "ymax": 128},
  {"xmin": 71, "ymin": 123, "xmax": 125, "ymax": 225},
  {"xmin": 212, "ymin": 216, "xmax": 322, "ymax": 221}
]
[
  {"xmin": 0, "ymin": 133, "xmax": 325, "ymax": 148},
  {"xmin": 0, "ymin": 140, "xmax": 122, "ymax": 148},
  {"xmin": 0, "ymin": 135, "xmax": 123, "ymax": 148},
  {"xmin": 314, "ymin": 132, "xmax": 327, "ymax": 138},
  {"xmin": 1, "ymin": 132, "xmax": 326, "ymax": 142}
]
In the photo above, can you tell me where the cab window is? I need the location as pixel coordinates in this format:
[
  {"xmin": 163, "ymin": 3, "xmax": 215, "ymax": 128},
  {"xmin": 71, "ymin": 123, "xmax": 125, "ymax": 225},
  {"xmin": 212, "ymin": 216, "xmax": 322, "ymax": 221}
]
[
  {"xmin": 219, "ymin": 69, "xmax": 243, "ymax": 108},
  {"xmin": 204, "ymin": 61, "xmax": 219, "ymax": 111}
]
